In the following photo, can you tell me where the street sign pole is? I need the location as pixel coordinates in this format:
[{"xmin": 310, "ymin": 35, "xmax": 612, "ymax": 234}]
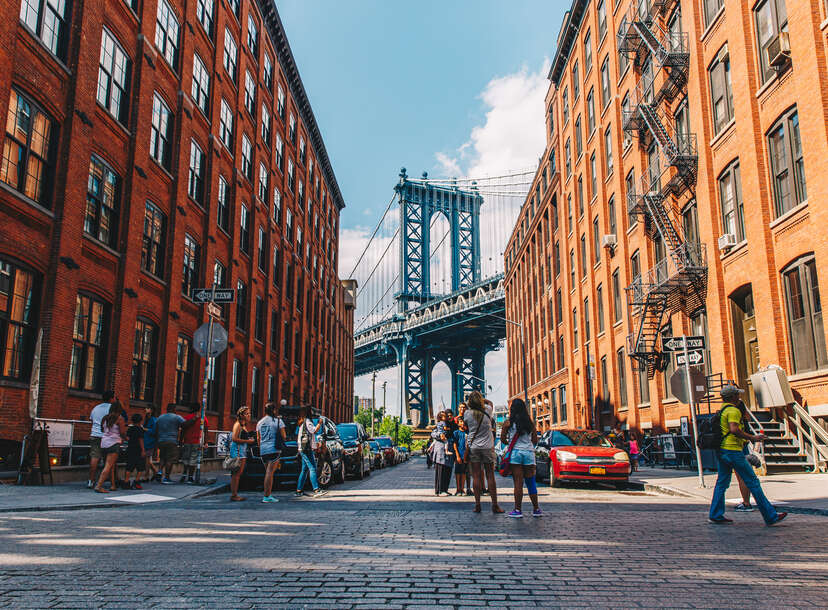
[
  {"xmin": 195, "ymin": 283, "xmax": 216, "ymax": 484},
  {"xmin": 683, "ymin": 339, "xmax": 705, "ymax": 488}
]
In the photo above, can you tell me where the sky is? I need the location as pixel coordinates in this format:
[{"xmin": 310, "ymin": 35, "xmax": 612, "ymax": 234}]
[{"xmin": 277, "ymin": 1, "xmax": 569, "ymax": 418}]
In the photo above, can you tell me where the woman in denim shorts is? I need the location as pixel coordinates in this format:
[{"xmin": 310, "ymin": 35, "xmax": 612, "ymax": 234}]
[{"xmin": 500, "ymin": 398, "xmax": 541, "ymax": 518}]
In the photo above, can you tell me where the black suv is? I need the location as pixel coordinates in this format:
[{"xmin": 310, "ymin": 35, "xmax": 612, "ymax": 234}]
[
  {"xmin": 240, "ymin": 406, "xmax": 345, "ymax": 491},
  {"xmin": 336, "ymin": 422, "xmax": 371, "ymax": 479}
]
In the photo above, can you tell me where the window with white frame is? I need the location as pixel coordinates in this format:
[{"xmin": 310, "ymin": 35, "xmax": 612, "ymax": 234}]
[
  {"xmin": 258, "ymin": 163, "xmax": 268, "ymax": 202},
  {"xmin": 188, "ymin": 140, "xmax": 205, "ymax": 204},
  {"xmin": 755, "ymin": 0, "xmax": 788, "ymax": 83},
  {"xmin": 273, "ymin": 187, "xmax": 281, "ymax": 224},
  {"xmin": 247, "ymin": 14, "xmax": 259, "ymax": 57},
  {"xmin": 275, "ymin": 133, "xmax": 284, "ymax": 170},
  {"xmin": 605, "ymin": 125, "xmax": 614, "ymax": 174},
  {"xmin": 244, "ymin": 70, "xmax": 256, "ymax": 115},
  {"xmin": 219, "ymin": 98, "xmax": 233, "ymax": 151},
  {"xmin": 718, "ymin": 160, "xmax": 745, "ymax": 242},
  {"xmin": 241, "ymin": 134, "xmax": 252, "ymax": 180},
  {"xmin": 150, "ymin": 93, "xmax": 172, "ymax": 168},
  {"xmin": 196, "ymin": 0, "xmax": 213, "ymax": 36},
  {"xmin": 97, "ymin": 28, "xmax": 131, "ymax": 125},
  {"xmin": 263, "ymin": 54, "xmax": 273, "ymax": 91},
  {"xmin": 709, "ymin": 46, "xmax": 734, "ymax": 134},
  {"xmin": 217, "ymin": 175, "xmax": 229, "ymax": 231},
  {"xmin": 20, "ymin": 0, "xmax": 70, "ymax": 60},
  {"xmin": 223, "ymin": 28, "xmax": 237, "ymax": 81},
  {"xmin": 154, "ymin": 0, "xmax": 180, "ymax": 69},
  {"xmin": 768, "ymin": 108, "xmax": 806, "ymax": 217},
  {"xmin": 191, "ymin": 53, "xmax": 210, "ymax": 115}
]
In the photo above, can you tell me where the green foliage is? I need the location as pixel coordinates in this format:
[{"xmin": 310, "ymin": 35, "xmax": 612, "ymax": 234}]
[
  {"xmin": 411, "ymin": 438, "xmax": 427, "ymax": 453},
  {"xmin": 377, "ymin": 415, "xmax": 412, "ymax": 446}
]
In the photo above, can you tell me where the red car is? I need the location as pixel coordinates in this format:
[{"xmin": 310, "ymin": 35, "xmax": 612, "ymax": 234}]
[{"xmin": 536, "ymin": 429, "xmax": 630, "ymax": 489}]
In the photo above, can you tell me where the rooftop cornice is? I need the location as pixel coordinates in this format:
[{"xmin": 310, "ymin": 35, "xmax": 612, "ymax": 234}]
[{"xmin": 548, "ymin": 0, "xmax": 589, "ymax": 86}]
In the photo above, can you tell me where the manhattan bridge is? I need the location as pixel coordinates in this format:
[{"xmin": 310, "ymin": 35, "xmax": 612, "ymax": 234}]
[{"xmin": 349, "ymin": 168, "xmax": 533, "ymax": 427}]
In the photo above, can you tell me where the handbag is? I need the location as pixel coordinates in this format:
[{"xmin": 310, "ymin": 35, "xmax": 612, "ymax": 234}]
[
  {"xmin": 498, "ymin": 430, "xmax": 521, "ymax": 477},
  {"xmin": 223, "ymin": 456, "xmax": 242, "ymax": 472}
]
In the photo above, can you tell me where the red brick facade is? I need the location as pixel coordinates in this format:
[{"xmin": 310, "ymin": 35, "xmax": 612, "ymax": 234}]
[
  {"xmin": 0, "ymin": 0, "xmax": 354, "ymax": 443},
  {"xmin": 505, "ymin": 0, "xmax": 828, "ymax": 435}
]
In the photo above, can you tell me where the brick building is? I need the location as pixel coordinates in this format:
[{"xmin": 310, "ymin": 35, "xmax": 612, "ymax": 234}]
[
  {"xmin": 0, "ymin": 0, "xmax": 355, "ymax": 447},
  {"xmin": 504, "ymin": 0, "xmax": 828, "ymax": 437}
]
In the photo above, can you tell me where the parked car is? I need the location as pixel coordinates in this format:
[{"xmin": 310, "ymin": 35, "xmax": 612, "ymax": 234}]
[
  {"xmin": 395, "ymin": 446, "xmax": 410, "ymax": 461},
  {"xmin": 536, "ymin": 429, "xmax": 630, "ymax": 488},
  {"xmin": 240, "ymin": 406, "xmax": 344, "ymax": 491},
  {"xmin": 367, "ymin": 440, "xmax": 384, "ymax": 470},
  {"xmin": 336, "ymin": 422, "xmax": 372, "ymax": 479},
  {"xmin": 375, "ymin": 436, "xmax": 397, "ymax": 466}
]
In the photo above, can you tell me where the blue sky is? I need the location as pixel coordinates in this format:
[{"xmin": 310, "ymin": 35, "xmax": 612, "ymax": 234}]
[{"xmin": 277, "ymin": 1, "xmax": 568, "ymax": 416}]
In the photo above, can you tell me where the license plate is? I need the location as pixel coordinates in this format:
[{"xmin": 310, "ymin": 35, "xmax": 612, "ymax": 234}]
[{"xmin": 589, "ymin": 466, "xmax": 606, "ymax": 475}]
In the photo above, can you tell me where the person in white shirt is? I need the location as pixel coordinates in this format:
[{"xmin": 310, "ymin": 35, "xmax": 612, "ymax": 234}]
[
  {"xmin": 87, "ymin": 390, "xmax": 114, "ymax": 489},
  {"xmin": 257, "ymin": 402, "xmax": 287, "ymax": 503},
  {"xmin": 463, "ymin": 391, "xmax": 503, "ymax": 514}
]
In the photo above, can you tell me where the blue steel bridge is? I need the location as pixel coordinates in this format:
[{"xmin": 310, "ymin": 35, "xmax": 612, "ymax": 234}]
[{"xmin": 349, "ymin": 168, "xmax": 532, "ymax": 427}]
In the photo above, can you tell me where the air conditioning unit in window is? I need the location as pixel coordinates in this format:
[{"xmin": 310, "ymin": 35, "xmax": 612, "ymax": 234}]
[
  {"xmin": 767, "ymin": 32, "xmax": 791, "ymax": 69},
  {"xmin": 718, "ymin": 233, "xmax": 737, "ymax": 252},
  {"xmin": 602, "ymin": 234, "xmax": 617, "ymax": 249}
]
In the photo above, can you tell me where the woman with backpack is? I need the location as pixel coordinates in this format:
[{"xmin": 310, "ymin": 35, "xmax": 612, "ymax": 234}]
[
  {"xmin": 257, "ymin": 402, "xmax": 286, "ymax": 503},
  {"xmin": 500, "ymin": 398, "xmax": 542, "ymax": 518},
  {"xmin": 93, "ymin": 401, "xmax": 126, "ymax": 493},
  {"xmin": 295, "ymin": 406, "xmax": 327, "ymax": 498},
  {"xmin": 463, "ymin": 391, "xmax": 503, "ymax": 513}
]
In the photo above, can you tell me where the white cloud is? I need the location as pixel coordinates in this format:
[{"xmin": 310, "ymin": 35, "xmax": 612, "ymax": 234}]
[{"xmin": 338, "ymin": 226, "xmax": 372, "ymax": 278}]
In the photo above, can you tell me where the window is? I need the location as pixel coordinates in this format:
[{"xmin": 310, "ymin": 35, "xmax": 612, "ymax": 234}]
[
  {"xmin": 704, "ymin": 0, "xmax": 724, "ymax": 25},
  {"xmin": 783, "ymin": 256, "xmax": 827, "ymax": 373},
  {"xmin": 612, "ymin": 269, "xmax": 621, "ymax": 322},
  {"xmin": 270, "ymin": 310, "xmax": 279, "ymax": 354},
  {"xmin": 597, "ymin": 284, "xmax": 604, "ymax": 333},
  {"xmin": 597, "ymin": 0, "xmax": 607, "ymax": 40},
  {"xmin": 19, "ymin": 0, "xmax": 70, "ymax": 59},
  {"xmin": 593, "ymin": 217, "xmax": 601, "ymax": 264},
  {"xmin": 254, "ymin": 296, "xmax": 264, "ymax": 342},
  {"xmin": 277, "ymin": 85, "xmax": 286, "ymax": 118},
  {"xmin": 263, "ymin": 54, "xmax": 273, "ymax": 91},
  {"xmin": 584, "ymin": 31, "xmax": 592, "ymax": 74},
  {"xmin": 285, "ymin": 207, "xmax": 293, "ymax": 242},
  {"xmin": 562, "ymin": 88, "xmax": 569, "ymax": 124},
  {"xmin": 150, "ymin": 94, "xmax": 172, "ymax": 168},
  {"xmin": 569, "ymin": 249, "xmax": 575, "ymax": 287},
  {"xmin": 258, "ymin": 163, "xmax": 268, "ymax": 202},
  {"xmin": 661, "ymin": 322, "xmax": 676, "ymax": 399},
  {"xmin": 617, "ymin": 348, "xmax": 627, "ymax": 408},
  {"xmin": 275, "ymin": 133, "xmax": 284, "ymax": 170},
  {"xmin": 589, "ymin": 153, "xmax": 597, "ymax": 200},
  {"xmin": 578, "ymin": 176, "xmax": 585, "ymax": 216},
  {"xmin": 555, "ymin": 289, "xmax": 563, "ymax": 325},
  {"xmin": 554, "ymin": 241, "xmax": 561, "ymax": 276},
  {"xmin": 573, "ymin": 308, "xmax": 579, "ymax": 347},
  {"xmin": 188, "ymin": 140, "xmax": 205, "ymax": 203},
  {"xmin": 85, "ymin": 156, "xmax": 120, "ymax": 247},
  {"xmin": 241, "ymin": 134, "xmax": 252, "ymax": 180},
  {"xmin": 181, "ymin": 234, "xmax": 199, "ymax": 297},
  {"xmin": 175, "ymin": 336, "xmax": 193, "ymax": 403},
  {"xmin": 565, "ymin": 139, "xmax": 571, "ymax": 177},
  {"xmin": 289, "ymin": 113, "xmax": 296, "ymax": 142},
  {"xmin": 586, "ymin": 90, "xmax": 595, "ymax": 136},
  {"xmin": 572, "ymin": 61, "xmax": 580, "ymax": 100},
  {"xmin": 257, "ymin": 226, "xmax": 267, "ymax": 272},
  {"xmin": 244, "ymin": 70, "xmax": 256, "ymax": 115},
  {"xmin": 219, "ymin": 99, "xmax": 233, "ymax": 151},
  {"xmin": 154, "ymin": 0, "xmax": 180, "ymax": 69},
  {"xmin": 223, "ymin": 28, "xmax": 237, "ymax": 81},
  {"xmin": 236, "ymin": 279, "xmax": 248, "ymax": 332},
  {"xmin": 621, "ymin": 94, "xmax": 632, "ymax": 149},
  {"xmin": 605, "ymin": 126, "xmax": 614, "ymax": 174},
  {"xmin": 600, "ymin": 57, "xmax": 611, "ymax": 108},
  {"xmin": 261, "ymin": 104, "xmax": 271, "ymax": 147},
  {"xmin": 239, "ymin": 203, "xmax": 250, "ymax": 254},
  {"xmin": 607, "ymin": 195, "xmax": 616, "ymax": 236},
  {"xmin": 272, "ymin": 245, "xmax": 281, "ymax": 288},
  {"xmin": 637, "ymin": 366, "xmax": 650, "ymax": 404},
  {"xmin": 273, "ymin": 187, "xmax": 281, "ymax": 224},
  {"xmin": 247, "ymin": 14, "xmax": 258, "ymax": 57},
  {"xmin": 580, "ymin": 234, "xmax": 587, "ymax": 278},
  {"xmin": 709, "ymin": 47, "xmax": 734, "ymax": 133},
  {"xmin": 287, "ymin": 159, "xmax": 295, "ymax": 191},
  {"xmin": 559, "ymin": 385, "xmax": 567, "ymax": 422},
  {"xmin": 97, "ymin": 29, "xmax": 130, "ymax": 124},
  {"xmin": 617, "ymin": 22, "xmax": 629, "ymax": 76},
  {"xmin": 68, "ymin": 294, "xmax": 107, "ymax": 391},
  {"xmin": 585, "ymin": 298, "xmax": 591, "ymax": 342},
  {"xmin": 299, "ymin": 136, "xmax": 307, "ymax": 165},
  {"xmin": 216, "ymin": 176, "xmax": 229, "ymax": 231},
  {"xmin": 231, "ymin": 359, "xmax": 243, "ymax": 413},
  {"xmin": 575, "ymin": 116, "xmax": 582, "ymax": 157},
  {"xmin": 131, "ymin": 318, "xmax": 157, "ymax": 401},
  {"xmin": 625, "ymin": 170, "xmax": 637, "ymax": 228},
  {"xmin": 191, "ymin": 53, "xmax": 210, "ymax": 115},
  {"xmin": 768, "ymin": 109, "xmax": 806, "ymax": 217},
  {"xmin": 755, "ymin": 0, "xmax": 788, "ymax": 83},
  {"xmin": 196, "ymin": 0, "xmax": 213, "ymax": 36},
  {"xmin": 0, "ymin": 90, "xmax": 55, "ymax": 207},
  {"xmin": 719, "ymin": 161, "xmax": 745, "ymax": 242},
  {"xmin": 141, "ymin": 201, "xmax": 166, "ymax": 277},
  {"xmin": 567, "ymin": 194, "xmax": 573, "ymax": 233}
]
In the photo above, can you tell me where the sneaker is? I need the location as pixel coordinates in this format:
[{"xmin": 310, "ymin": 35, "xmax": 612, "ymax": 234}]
[
  {"xmin": 294, "ymin": 491, "xmax": 304, "ymax": 497},
  {"xmin": 261, "ymin": 496, "xmax": 278, "ymax": 503},
  {"xmin": 130, "ymin": 482, "xmax": 143, "ymax": 490},
  {"xmin": 154, "ymin": 472, "xmax": 163, "ymax": 482},
  {"xmin": 86, "ymin": 479, "xmax": 93, "ymax": 489},
  {"xmin": 186, "ymin": 478, "xmax": 195, "ymax": 485},
  {"xmin": 532, "ymin": 508, "xmax": 543, "ymax": 518},
  {"xmin": 312, "ymin": 489, "xmax": 328, "ymax": 498},
  {"xmin": 768, "ymin": 512, "xmax": 788, "ymax": 526},
  {"xmin": 507, "ymin": 509, "xmax": 523, "ymax": 518},
  {"xmin": 161, "ymin": 477, "xmax": 174, "ymax": 485},
  {"xmin": 708, "ymin": 516, "xmax": 733, "ymax": 524},
  {"xmin": 734, "ymin": 502, "xmax": 755, "ymax": 512}
]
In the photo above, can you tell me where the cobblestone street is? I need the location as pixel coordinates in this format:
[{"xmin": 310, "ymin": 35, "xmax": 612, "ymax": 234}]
[{"xmin": 0, "ymin": 458, "xmax": 826, "ymax": 608}]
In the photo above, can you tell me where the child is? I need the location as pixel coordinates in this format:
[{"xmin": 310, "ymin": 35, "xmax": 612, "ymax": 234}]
[{"xmin": 125, "ymin": 413, "xmax": 146, "ymax": 490}]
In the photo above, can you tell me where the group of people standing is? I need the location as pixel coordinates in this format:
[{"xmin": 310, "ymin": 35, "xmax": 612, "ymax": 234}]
[{"xmin": 429, "ymin": 391, "xmax": 542, "ymax": 518}]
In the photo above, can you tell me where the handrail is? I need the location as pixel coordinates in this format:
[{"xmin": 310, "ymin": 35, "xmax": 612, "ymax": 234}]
[
  {"xmin": 790, "ymin": 402, "xmax": 828, "ymax": 469},
  {"xmin": 743, "ymin": 410, "xmax": 766, "ymax": 468}
]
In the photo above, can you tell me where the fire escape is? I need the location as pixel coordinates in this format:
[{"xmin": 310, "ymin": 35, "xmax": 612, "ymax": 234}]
[{"xmin": 618, "ymin": 1, "xmax": 707, "ymax": 376}]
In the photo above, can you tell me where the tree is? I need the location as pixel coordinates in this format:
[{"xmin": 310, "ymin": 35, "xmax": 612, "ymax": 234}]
[{"xmin": 378, "ymin": 416, "xmax": 412, "ymax": 446}]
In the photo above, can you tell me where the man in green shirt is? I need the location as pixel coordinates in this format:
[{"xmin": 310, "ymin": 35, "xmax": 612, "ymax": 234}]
[{"xmin": 708, "ymin": 385, "xmax": 787, "ymax": 525}]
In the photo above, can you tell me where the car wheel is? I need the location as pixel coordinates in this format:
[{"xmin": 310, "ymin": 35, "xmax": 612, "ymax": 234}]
[
  {"xmin": 318, "ymin": 459, "xmax": 333, "ymax": 487},
  {"xmin": 550, "ymin": 468, "xmax": 562, "ymax": 488},
  {"xmin": 613, "ymin": 480, "xmax": 627, "ymax": 490},
  {"xmin": 357, "ymin": 457, "xmax": 365, "ymax": 480},
  {"xmin": 335, "ymin": 460, "xmax": 346, "ymax": 484}
]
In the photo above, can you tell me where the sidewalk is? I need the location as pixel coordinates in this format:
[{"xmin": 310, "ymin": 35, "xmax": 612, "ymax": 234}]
[
  {"xmin": 632, "ymin": 466, "xmax": 828, "ymax": 515},
  {"xmin": 0, "ymin": 475, "xmax": 229, "ymax": 513}
]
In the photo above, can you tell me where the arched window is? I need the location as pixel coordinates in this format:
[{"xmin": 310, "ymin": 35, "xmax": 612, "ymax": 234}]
[
  {"xmin": 782, "ymin": 256, "xmax": 827, "ymax": 373},
  {"xmin": 767, "ymin": 108, "xmax": 806, "ymax": 217},
  {"xmin": 131, "ymin": 318, "xmax": 158, "ymax": 402},
  {"xmin": 69, "ymin": 293, "xmax": 109, "ymax": 392},
  {"xmin": 0, "ymin": 257, "xmax": 39, "ymax": 381}
]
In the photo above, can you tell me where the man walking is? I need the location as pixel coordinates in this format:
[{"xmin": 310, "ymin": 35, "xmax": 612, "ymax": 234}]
[
  {"xmin": 180, "ymin": 403, "xmax": 208, "ymax": 484},
  {"xmin": 155, "ymin": 404, "xmax": 196, "ymax": 484},
  {"xmin": 708, "ymin": 385, "xmax": 787, "ymax": 526},
  {"xmin": 87, "ymin": 390, "xmax": 114, "ymax": 489}
]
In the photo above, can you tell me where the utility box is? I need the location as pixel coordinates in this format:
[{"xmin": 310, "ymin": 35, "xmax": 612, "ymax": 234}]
[{"xmin": 750, "ymin": 366, "xmax": 794, "ymax": 408}]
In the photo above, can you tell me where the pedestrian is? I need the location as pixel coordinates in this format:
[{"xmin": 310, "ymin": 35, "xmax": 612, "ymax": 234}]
[
  {"xmin": 430, "ymin": 412, "xmax": 449, "ymax": 495},
  {"xmin": 229, "ymin": 406, "xmax": 256, "ymax": 502},
  {"xmin": 456, "ymin": 402, "xmax": 467, "ymax": 425},
  {"xmin": 425, "ymin": 437, "xmax": 433, "ymax": 469},
  {"xmin": 463, "ymin": 391, "xmax": 503, "ymax": 513},
  {"xmin": 257, "ymin": 402, "xmax": 286, "ymax": 503},
  {"xmin": 453, "ymin": 418, "xmax": 470, "ymax": 495},
  {"xmin": 125, "ymin": 413, "xmax": 146, "ymax": 490},
  {"xmin": 93, "ymin": 401, "xmax": 126, "ymax": 493},
  {"xmin": 180, "ymin": 403, "xmax": 209, "ymax": 484},
  {"xmin": 87, "ymin": 390, "xmax": 114, "ymax": 489},
  {"xmin": 628, "ymin": 434, "xmax": 640, "ymax": 473},
  {"xmin": 155, "ymin": 403, "xmax": 197, "ymax": 484},
  {"xmin": 142, "ymin": 405, "xmax": 159, "ymax": 483},
  {"xmin": 442, "ymin": 410, "xmax": 457, "ymax": 493},
  {"xmin": 500, "ymin": 398, "xmax": 541, "ymax": 518},
  {"xmin": 295, "ymin": 406, "xmax": 327, "ymax": 498},
  {"xmin": 708, "ymin": 385, "xmax": 787, "ymax": 525}
]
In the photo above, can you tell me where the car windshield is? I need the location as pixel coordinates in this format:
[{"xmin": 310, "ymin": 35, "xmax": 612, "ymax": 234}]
[
  {"xmin": 548, "ymin": 431, "xmax": 577, "ymax": 447},
  {"xmin": 573, "ymin": 431, "xmax": 613, "ymax": 447},
  {"xmin": 337, "ymin": 424, "xmax": 359, "ymax": 440},
  {"xmin": 369, "ymin": 441, "xmax": 380, "ymax": 450},
  {"xmin": 376, "ymin": 438, "xmax": 392, "ymax": 448}
]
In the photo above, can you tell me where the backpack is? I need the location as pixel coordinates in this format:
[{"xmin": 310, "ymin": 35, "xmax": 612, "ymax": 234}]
[{"xmin": 697, "ymin": 405, "xmax": 733, "ymax": 450}]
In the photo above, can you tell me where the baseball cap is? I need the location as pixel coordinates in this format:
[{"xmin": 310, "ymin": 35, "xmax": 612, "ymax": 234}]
[{"xmin": 720, "ymin": 384, "xmax": 745, "ymax": 400}]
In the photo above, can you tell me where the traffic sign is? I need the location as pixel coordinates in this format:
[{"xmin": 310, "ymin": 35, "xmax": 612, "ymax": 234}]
[
  {"xmin": 193, "ymin": 322, "xmax": 228, "ymax": 357},
  {"xmin": 670, "ymin": 365, "xmax": 707, "ymax": 404},
  {"xmin": 206, "ymin": 303, "xmax": 222, "ymax": 318},
  {"xmin": 662, "ymin": 335, "xmax": 706, "ymax": 352},
  {"xmin": 676, "ymin": 349, "xmax": 705, "ymax": 366},
  {"xmin": 193, "ymin": 288, "xmax": 235, "ymax": 304}
]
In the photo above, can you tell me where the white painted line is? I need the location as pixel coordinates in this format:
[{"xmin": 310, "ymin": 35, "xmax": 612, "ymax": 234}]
[{"xmin": 109, "ymin": 493, "xmax": 175, "ymax": 504}]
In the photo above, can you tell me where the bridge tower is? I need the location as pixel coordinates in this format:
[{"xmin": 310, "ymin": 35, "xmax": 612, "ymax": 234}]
[{"xmin": 392, "ymin": 169, "xmax": 487, "ymax": 426}]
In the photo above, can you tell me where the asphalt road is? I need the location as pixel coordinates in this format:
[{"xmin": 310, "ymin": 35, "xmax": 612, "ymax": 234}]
[{"xmin": 0, "ymin": 458, "xmax": 826, "ymax": 608}]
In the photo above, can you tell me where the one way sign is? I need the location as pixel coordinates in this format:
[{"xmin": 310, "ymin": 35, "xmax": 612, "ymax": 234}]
[
  {"xmin": 662, "ymin": 335, "xmax": 705, "ymax": 352},
  {"xmin": 192, "ymin": 288, "xmax": 235, "ymax": 304},
  {"xmin": 675, "ymin": 349, "xmax": 705, "ymax": 366}
]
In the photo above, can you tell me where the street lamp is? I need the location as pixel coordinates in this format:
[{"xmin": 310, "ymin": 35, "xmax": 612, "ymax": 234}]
[{"xmin": 472, "ymin": 313, "xmax": 529, "ymax": 408}]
